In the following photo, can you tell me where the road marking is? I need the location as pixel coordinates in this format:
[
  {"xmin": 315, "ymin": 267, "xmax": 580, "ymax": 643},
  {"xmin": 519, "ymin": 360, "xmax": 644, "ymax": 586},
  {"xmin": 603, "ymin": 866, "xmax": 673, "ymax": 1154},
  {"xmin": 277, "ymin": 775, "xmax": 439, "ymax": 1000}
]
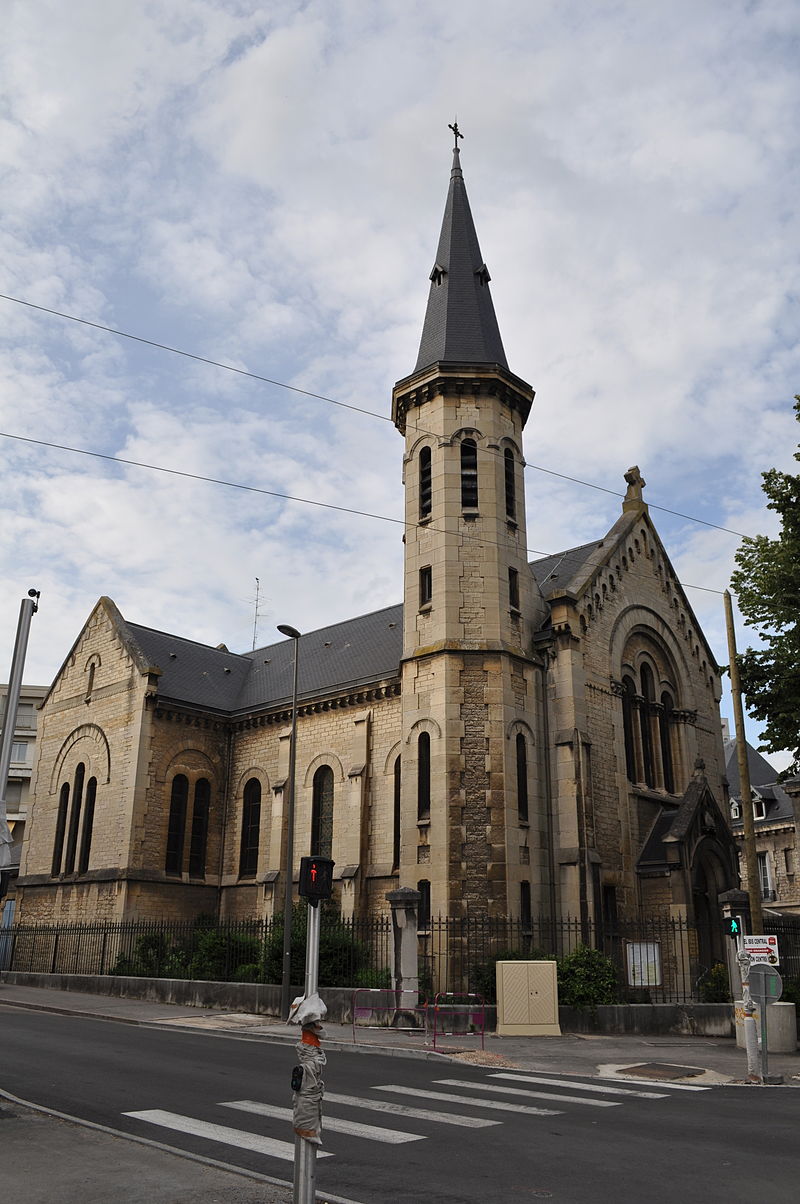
[
  {"xmin": 322, "ymin": 1092, "xmax": 501, "ymax": 1128},
  {"xmin": 489, "ymin": 1073, "xmax": 668, "ymax": 1099},
  {"xmin": 123, "ymin": 1109, "xmax": 331, "ymax": 1160},
  {"xmin": 220, "ymin": 1100, "xmax": 425, "ymax": 1144},
  {"xmin": 592, "ymin": 1074, "xmax": 710, "ymax": 1092},
  {"xmin": 371, "ymin": 1085, "xmax": 561, "ymax": 1117},
  {"xmin": 434, "ymin": 1079, "xmax": 620, "ymax": 1108}
]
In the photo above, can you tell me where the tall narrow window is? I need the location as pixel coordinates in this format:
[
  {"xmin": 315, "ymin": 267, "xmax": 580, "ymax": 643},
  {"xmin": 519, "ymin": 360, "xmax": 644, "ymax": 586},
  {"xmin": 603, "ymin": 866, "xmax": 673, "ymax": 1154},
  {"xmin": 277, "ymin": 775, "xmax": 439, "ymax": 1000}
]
[
  {"xmin": 239, "ymin": 778, "xmax": 262, "ymax": 878},
  {"xmin": 78, "ymin": 777, "xmax": 96, "ymax": 874},
  {"xmin": 508, "ymin": 566, "xmax": 520, "ymax": 611},
  {"xmin": 640, "ymin": 664, "xmax": 655, "ymax": 787},
  {"xmin": 621, "ymin": 676, "xmax": 637, "ymax": 781},
  {"xmin": 52, "ymin": 782, "xmax": 70, "ymax": 876},
  {"xmin": 311, "ymin": 765, "xmax": 334, "ymax": 858},
  {"xmin": 63, "ymin": 762, "xmax": 85, "ymax": 874},
  {"xmin": 419, "ymin": 565, "xmax": 432, "ymax": 608},
  {"xmin": 165, "ymin": 774, "xmax": 189, "ymax": 875},
  {"xmin": 419, "ymin": 446, "xmax": 432, "ymax": 518},
  {"xmin": 757, "ymin": 851, "xmax": 771, "ymax": 899},
  {"xmin": 460, "ymin": 438, "xmax": 478, "ymax": 509},
  {"xmin": 516, "ymin": 733, "xmax": 529, "ymax": 823},
  {"xmin": 417, "ymin": 731, "xmax": 431, "ymax": 821},
  {"xmin": 660, "ymin": 692, "xmax": 675, "ymax": 793},
  {"xmin": 188, "ymin": 778, "xmax": 210, "ymax": 878},
  {"xmin": 520, "ymin": 880, "xmax": 532, "ymax": 930},
  {"xmin": 504, "ymin": 448, "xmax": 516, "ymax": 520},
  {"xmin": 417, "ymin": 879, "xmax": 431, "ymax": 929},
  {"xmin": 393, "ymin": 756, "xmax": 401, "ymax": 870}
]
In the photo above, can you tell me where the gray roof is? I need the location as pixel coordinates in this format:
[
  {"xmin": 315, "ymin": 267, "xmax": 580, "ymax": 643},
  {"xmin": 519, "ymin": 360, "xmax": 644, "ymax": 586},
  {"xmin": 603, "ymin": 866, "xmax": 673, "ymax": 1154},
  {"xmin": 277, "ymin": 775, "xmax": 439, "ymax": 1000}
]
[
  {"xmin": 413, "ymin": 147, "xmax": 508, "ymax": 373},
  {"xmin": 724, "ymin": 736, "xmax": 780, "ymax": 794},
  {"xmin": 126, "ymin": 604, "xmax": 404, "ymax": 716},
  {"xmin": 530, "ymin": 540, "xmax": 603, "ymax": 596}
]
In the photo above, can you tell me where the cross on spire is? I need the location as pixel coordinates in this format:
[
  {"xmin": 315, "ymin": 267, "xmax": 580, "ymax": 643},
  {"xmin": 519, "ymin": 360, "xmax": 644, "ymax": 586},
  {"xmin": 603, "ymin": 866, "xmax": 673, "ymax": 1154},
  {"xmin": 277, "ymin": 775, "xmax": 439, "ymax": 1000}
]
[{"xmin": 448, "ymin": 120, "xmax": 464, "ymax": 150}]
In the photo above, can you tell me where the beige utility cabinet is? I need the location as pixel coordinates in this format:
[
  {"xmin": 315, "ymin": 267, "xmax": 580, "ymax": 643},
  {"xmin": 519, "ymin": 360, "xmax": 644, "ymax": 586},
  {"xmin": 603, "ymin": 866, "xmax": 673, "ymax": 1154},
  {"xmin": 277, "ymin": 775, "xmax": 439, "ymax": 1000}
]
[{"xmin": 496, "ymin": 960, "xmax": 561, "ymax": 1036}]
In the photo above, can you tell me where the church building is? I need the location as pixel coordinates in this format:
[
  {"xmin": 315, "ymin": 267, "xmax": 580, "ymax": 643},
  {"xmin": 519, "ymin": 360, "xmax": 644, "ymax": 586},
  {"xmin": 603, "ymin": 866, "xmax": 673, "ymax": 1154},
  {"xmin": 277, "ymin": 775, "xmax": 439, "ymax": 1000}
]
[{"xmin": 16, "ymin": 143, "xmax": 738, "ymax": 969}]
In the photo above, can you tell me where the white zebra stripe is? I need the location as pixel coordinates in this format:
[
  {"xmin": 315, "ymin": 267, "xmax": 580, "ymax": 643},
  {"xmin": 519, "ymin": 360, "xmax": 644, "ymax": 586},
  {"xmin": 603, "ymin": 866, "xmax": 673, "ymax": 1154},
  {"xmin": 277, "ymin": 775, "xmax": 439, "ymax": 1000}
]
[
  {"xmin": 220, "ymin": 1099, "xmax": 424, "ymax": 1144},
  {"xmin": 371, "ymin": 1085, "xmax": 561, "ymax": 1117},
  {"xmin": 434, "ymin": 1079, "xmax": 619, "ymax": 1108},
  {"xmin": 488, "ymin": 1073, "xmax": 668, "ymax": 1099},
  {"xmin": 123, "ymin": 1109, "xmax": 331, "ymax": 1160}
]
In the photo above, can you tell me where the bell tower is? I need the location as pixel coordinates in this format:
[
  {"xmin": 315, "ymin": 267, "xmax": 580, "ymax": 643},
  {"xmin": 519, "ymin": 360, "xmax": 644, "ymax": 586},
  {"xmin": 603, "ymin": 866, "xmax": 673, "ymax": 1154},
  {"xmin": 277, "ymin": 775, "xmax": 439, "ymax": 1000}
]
[{"xmin": 393, "ymin": 134, "xmax": 548, "ymax": 919}]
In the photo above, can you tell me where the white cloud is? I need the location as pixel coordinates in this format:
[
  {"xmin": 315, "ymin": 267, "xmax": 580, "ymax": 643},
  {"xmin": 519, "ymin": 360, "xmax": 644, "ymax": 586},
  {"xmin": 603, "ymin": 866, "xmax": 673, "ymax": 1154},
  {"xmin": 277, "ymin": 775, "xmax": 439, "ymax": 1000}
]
[{"xmin": 0, "ymin": 0, "xmax": 797, "ymax": 769}]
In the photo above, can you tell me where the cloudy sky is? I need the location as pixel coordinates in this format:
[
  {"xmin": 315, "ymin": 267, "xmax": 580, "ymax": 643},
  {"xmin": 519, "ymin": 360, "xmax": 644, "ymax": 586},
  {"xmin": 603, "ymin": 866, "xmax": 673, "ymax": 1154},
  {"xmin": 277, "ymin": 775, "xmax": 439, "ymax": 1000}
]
[{"xmin": 1, "ymin": 0, "xmax": 798, "ymax": 767}]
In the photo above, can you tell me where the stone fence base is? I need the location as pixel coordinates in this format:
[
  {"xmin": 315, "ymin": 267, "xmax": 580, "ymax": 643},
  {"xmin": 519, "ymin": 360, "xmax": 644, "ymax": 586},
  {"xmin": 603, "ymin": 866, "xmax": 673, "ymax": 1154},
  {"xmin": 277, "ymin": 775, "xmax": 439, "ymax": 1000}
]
[{"xmin": 1, "ymin": 972, "xmax": 739, "ymax": 1036}]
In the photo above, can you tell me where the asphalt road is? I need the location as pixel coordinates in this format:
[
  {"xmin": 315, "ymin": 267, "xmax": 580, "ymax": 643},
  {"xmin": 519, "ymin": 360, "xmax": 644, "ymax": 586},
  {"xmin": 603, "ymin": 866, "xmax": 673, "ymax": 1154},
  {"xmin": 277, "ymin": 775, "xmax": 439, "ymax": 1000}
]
[{"xmin": 2, "ymin": 1006, "xmax": 799, "ymax": 1203}]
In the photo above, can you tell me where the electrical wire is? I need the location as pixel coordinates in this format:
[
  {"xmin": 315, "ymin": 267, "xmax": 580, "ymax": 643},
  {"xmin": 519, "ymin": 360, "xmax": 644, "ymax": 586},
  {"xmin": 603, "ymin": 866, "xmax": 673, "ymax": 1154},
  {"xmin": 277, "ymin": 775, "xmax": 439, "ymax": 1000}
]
[
  {"xmin": 0, "ymin": 291, "xmax": 753, "ymax": 540},
  {"xmin": 0, "ymin": 428, "xmax": 729, "ymax": 597}
]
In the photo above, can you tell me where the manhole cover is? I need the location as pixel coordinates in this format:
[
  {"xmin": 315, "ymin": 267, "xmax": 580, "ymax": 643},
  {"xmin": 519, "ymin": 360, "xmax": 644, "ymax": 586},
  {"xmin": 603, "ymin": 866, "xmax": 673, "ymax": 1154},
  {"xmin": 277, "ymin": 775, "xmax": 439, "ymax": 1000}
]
[{"xmin": 623, "ymin": 1062, "xmax": 704, "ymax": 1080}]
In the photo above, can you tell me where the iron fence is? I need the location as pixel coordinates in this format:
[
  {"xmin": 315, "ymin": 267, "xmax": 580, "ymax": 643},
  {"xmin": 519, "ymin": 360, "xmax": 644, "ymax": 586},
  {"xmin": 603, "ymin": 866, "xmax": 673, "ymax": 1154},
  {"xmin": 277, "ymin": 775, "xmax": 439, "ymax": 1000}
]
[
  {"xmin": 4, "ymin": 910, "xmax": 798, "ymax": 1005},
  {"xmin": 418, "ymin": 914, "xmax": 701, "ymax": 1003},
  {"xmin": 0, "ymin": 910, "xmax": 393, "ymax": 989}
]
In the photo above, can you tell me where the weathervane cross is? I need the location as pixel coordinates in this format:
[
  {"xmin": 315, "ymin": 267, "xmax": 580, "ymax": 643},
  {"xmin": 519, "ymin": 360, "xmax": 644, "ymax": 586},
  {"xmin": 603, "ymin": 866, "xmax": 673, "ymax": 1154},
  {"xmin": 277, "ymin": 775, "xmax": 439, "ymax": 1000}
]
[{"xmin": 448, "ymin": 120, "xmax": 464, "ymax": 149}]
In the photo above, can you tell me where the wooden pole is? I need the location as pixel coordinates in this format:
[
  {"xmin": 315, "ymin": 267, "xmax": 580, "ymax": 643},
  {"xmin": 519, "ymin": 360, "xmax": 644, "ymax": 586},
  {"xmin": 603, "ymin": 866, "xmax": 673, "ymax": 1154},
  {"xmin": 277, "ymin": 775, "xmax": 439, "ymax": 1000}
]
[{"xmin": 724, "ymin": 590, "xmax": 764, "ymax": 935}]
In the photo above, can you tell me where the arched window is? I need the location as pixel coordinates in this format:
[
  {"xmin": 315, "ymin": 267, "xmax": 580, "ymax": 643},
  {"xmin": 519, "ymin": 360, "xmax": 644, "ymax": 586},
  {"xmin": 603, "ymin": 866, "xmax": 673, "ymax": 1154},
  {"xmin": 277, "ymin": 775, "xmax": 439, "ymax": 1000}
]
[
  {"xmin": 188, "ymin": 778, "xmax": 210, "ymax": 878},
  {"xmin": 417, "ymin": 879, "xmax": 431, "ymax": 929},
  {"xmin": 52, "ymin": 782, "xmax": 70, "ymax": 876},
  {"xmin": 660, "ymin": 692, "xmax": 675, "ymax": 793},
  {"xmin": 460, "ymin": 438, "xmax": 478, "ymax": 509},
  {"xmin": 504, "ymin": 448, "xmax": 516, "ymax": 520},
  {"xmin": 621, "ymin": 675, "xmax": 637, "ymax": 782},
  {"xmin": 393, "ymin": 756, "xmax": 401, "ymax": 870},
  {"xmin": 311, "ymin": 765, "xmax": 334, "ymax": 858},
  {"xmin": 63, "ymin": 762, "xmax": 86, "ymax": 874},
  {"xmin": 516, "ymin": 733, "xmax": 529, "ymax": 823},
  {"xmin": 640, "ymin": 664, "xmax": 655, "ymax": 788},
  {"xmin": 417, "ymin": 732, "xmax": 431, "ymax": 821},
  {"xmin": 78, "ymin": 777, "xmax": 96, "ymax": 874},
  {"xmin": 239, "ymin": 778, "xmax": 262, "ymax": 878},
  {"xmin": 165, "ymin": 774, "xmax": 189, "ymax": 875},
  {"xmin": 419, "ymin": 446, "xmax": 432, "ymax": 518}
]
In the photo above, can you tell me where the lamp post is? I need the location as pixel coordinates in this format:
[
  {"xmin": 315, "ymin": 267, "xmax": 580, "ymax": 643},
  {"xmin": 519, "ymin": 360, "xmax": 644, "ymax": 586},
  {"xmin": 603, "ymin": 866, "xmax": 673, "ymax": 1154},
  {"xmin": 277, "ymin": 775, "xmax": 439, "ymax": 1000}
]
[{"xmin": 278, "ymin": 623, "xmax": 301, "ymax": 1020}]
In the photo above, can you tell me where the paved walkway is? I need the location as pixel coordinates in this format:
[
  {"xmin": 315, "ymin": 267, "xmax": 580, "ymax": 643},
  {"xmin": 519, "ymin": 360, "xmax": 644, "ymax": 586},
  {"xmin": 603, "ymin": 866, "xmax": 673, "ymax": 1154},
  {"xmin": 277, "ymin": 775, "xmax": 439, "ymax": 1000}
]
[{"xmin": 1, "ymin": 981, "xmax": 798, "ymax": 1204}]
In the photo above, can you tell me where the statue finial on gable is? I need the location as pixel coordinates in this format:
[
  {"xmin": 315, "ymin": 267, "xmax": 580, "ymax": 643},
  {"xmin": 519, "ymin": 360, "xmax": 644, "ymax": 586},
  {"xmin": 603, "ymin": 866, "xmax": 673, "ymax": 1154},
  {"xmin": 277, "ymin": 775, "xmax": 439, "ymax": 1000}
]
[{"xmin": 622, "ymin": 466, "xmax": 648, "ymax": 514}]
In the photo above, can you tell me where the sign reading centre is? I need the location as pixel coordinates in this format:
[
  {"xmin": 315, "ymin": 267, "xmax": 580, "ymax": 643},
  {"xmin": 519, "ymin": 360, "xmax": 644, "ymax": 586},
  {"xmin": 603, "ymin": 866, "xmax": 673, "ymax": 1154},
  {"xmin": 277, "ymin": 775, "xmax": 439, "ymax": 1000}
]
[{"xmin": 743, "ymin": 934, "xmax": 779, "ymax": 965}]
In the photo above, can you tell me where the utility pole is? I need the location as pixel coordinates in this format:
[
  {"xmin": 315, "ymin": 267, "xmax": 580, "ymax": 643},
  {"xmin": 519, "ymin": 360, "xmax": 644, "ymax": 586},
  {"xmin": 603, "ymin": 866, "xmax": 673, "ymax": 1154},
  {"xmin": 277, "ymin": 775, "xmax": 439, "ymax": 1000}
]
[
  {"xmin": 724, "ymin": 590, "xmax": 764, "ymax": 935},
  {"xmin": 0, "ymin": 590, "xmax": 40, "ymax": 874}
]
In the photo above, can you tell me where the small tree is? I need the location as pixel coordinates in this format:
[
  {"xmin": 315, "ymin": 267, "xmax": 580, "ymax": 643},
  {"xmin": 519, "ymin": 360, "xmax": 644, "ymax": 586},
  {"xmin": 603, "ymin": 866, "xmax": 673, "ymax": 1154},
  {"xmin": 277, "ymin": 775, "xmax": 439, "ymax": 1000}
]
[
  {"xmin": 557, "ymin": 945, "xmax": 617, "ymax": 1010},
  {"xmin": 730, "ymin": 397, "xmax": 800, "ymax": 777}
]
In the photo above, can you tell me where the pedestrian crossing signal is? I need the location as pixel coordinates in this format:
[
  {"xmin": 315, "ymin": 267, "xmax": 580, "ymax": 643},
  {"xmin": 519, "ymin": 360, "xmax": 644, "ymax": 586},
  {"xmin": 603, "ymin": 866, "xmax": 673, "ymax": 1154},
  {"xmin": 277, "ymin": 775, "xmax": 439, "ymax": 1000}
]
[
  {"xmin": 298, "ymin": 856, "xmax": 334, "ymax": 906},
  {"xmin": 724, "ymin": 914, "xmax": 744, "ymax": 939}
]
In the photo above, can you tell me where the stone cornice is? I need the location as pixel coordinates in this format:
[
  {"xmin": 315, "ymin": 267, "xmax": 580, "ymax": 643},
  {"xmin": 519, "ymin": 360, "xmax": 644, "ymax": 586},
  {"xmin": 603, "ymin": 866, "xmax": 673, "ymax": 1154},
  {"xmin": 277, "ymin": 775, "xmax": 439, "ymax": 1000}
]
[{"xmin": 392, "ymin": 362, "xmax": 534, "ymax": 433}]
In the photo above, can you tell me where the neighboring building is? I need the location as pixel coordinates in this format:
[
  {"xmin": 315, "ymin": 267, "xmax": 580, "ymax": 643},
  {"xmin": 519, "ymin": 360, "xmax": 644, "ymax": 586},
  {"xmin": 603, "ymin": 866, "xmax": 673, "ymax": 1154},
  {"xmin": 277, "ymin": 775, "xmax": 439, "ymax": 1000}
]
[
  {"xmin": 16, "ymin": 145, "xmax": 738, "ymax": 970},
  {"xmin": 723, "ymin": 720, "xmax": 799, "ymax": 915},
  {"xmin": 1, "ymin": 683, "xmax": 48, "ymax": 919}
]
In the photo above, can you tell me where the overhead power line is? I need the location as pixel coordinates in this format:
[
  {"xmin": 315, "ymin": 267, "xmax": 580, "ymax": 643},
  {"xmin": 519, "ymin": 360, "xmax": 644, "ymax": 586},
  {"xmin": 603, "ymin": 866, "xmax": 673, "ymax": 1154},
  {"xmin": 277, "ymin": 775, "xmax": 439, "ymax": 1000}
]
[
  {"xmin": 0, "ymin": 428, "xmax": 728, "ymax": 597},
  {"xmin": 0, "ymin": 291, "xmax": 752, "ymax": 540}
]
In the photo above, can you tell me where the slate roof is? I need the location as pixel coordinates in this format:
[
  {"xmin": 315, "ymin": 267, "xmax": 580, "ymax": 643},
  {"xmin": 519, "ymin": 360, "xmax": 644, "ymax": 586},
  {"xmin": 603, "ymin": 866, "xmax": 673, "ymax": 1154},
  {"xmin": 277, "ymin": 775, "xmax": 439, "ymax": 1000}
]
[
  {"xmin": 529, "ymin": 540, "xmax": 604, "ymax": 597},
  {"xmin": 724, "ymin": 736, "xmax": 780, "ymax": 793},
  {"xmin": 413, "ymin": 147, "xmax": 508, "ymax": 373},
  {"xmin": 125, "ymin": 604, "xmax": 404, "ymax": 716}
]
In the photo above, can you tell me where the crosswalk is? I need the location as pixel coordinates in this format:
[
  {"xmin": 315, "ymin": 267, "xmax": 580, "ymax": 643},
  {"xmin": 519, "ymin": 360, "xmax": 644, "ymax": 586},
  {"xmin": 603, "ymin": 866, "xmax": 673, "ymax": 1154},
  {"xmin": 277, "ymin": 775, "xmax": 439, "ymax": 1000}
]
[{"xmin": 122, "ymin": 1068, "xmax": 710, "ymax": 1168}]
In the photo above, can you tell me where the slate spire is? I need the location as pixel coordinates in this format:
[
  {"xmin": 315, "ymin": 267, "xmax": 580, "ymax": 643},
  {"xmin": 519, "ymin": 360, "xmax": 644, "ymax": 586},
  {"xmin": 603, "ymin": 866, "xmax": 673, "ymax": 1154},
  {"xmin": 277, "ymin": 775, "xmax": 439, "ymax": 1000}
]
[{"xmin": 413, "ymin": 144, "xmax": 508, "ymax": 374}]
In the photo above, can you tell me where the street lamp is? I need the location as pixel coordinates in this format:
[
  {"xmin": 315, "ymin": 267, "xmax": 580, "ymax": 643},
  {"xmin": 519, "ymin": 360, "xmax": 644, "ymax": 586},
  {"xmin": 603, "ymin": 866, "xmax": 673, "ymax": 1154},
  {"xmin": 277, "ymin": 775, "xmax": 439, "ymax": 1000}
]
[{"xmin": 277, "ymin": 623, "xmax": 301, "ymax": 1020}]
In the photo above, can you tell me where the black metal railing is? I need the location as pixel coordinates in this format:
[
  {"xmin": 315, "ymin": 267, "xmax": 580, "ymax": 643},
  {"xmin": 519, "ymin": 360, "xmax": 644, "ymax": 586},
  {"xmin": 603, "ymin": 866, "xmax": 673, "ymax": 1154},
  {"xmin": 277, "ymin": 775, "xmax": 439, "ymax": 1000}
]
[{"xmin": 0, "ymin": 909, "xmax": 393, "ymax": 989}]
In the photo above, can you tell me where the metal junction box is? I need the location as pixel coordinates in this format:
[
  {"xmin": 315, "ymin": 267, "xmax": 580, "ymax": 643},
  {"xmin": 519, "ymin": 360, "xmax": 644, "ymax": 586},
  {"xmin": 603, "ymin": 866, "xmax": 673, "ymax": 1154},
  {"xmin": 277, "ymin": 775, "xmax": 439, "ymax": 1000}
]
[{"xmin": 496, "ymin": 960, "xmax": 561, "ymax": 1037}]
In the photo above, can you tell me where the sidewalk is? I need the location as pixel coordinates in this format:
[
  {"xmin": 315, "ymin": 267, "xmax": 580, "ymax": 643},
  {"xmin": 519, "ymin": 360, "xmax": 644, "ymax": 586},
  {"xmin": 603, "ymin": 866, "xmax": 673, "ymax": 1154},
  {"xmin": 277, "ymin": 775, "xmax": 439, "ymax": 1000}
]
[{"xmin": 1, "ymin": 982, "xmax": 798, "ymax": 1204}]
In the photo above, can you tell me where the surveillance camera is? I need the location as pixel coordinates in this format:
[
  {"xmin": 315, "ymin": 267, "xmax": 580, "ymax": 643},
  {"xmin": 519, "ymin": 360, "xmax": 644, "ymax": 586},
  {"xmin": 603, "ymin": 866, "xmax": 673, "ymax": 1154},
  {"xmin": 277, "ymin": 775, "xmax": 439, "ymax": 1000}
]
[{"xmin": 28, "ymin": 588, "xmax": 40, "ymax": 598}]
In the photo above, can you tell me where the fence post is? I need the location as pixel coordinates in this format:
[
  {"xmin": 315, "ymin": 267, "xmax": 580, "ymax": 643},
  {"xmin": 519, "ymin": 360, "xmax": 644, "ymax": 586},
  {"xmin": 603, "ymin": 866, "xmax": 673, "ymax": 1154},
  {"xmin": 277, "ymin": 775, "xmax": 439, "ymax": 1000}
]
[{"xmin": 386, "ymin": 888, "xmax": 421, "ymax": 1018}]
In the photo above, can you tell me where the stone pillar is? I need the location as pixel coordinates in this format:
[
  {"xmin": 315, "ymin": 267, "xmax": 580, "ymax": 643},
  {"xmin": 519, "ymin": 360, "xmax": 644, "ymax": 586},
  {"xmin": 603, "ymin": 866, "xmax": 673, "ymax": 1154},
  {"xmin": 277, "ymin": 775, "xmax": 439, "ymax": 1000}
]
[{"xmin": 386, "ymin": 887, "xmax": 421, "ymax": 1017}]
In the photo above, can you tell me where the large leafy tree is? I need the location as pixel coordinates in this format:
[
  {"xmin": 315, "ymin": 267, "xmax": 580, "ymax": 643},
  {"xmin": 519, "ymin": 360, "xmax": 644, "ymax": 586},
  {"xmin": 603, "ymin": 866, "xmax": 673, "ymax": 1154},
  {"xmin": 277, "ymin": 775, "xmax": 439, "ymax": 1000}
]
[{"xmin": 730, "ymin": 396, "xmax": 800, "ymax": 777}]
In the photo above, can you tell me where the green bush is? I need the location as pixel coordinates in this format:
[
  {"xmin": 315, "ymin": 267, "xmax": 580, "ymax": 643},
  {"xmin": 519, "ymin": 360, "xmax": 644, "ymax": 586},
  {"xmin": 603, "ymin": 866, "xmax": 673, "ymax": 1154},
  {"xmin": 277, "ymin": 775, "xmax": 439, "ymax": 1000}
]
[
  {"xmin": 189, "ymin": 930, "xmax": 261, "ymax": 982},
  {"xmin": 696, "ymin": 962, "xmax": 731, "ymax": 1003},
  {"xmin": 259, "ymin": 904, "xmax": 374, "ymax": 988},
  {"xmin": 557, "ymin": 945, "xmax": 617, "ymax": 1010}
]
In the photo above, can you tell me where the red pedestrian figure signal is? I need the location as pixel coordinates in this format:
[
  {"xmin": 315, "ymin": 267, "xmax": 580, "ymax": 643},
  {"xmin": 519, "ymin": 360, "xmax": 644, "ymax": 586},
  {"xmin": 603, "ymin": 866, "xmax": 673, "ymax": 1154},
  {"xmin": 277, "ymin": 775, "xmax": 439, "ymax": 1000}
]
[{"xmin": 298, "ymin": 856, "xmax": 334, "ymax": 905}]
